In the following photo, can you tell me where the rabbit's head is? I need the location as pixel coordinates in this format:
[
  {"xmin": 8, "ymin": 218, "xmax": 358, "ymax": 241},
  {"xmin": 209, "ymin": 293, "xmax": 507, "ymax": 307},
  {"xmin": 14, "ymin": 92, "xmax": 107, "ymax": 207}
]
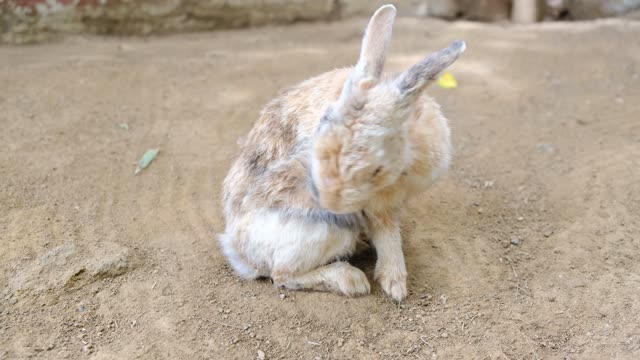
[{"xmin": 311, "ymin": 5, "xmax": 465, "ymax": 214}]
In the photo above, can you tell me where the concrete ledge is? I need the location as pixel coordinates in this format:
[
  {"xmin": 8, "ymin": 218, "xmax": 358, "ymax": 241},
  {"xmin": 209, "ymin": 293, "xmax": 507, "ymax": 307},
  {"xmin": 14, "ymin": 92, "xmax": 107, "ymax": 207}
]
[{"xmin": 0, "ymin": 0, "xmax": 338, "ymax": 44}]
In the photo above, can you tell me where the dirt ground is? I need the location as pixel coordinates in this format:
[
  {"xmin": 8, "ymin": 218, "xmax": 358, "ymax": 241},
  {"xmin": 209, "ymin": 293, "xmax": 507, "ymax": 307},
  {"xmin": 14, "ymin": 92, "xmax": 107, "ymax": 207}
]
[{"xmin": 1, "ymin": 15, "xmax": 640, "ymax": 360}]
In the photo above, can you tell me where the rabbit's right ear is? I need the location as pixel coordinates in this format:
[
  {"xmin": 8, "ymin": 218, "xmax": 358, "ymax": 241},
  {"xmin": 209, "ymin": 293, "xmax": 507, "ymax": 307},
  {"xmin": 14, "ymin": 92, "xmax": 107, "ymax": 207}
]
[
  {"xmin": 394, "ymin": 40, "xmax": 466, "ymax": 100},
  {"xmin": 353, "ymin": 4, "xmax": 397, "ymax": 86}
]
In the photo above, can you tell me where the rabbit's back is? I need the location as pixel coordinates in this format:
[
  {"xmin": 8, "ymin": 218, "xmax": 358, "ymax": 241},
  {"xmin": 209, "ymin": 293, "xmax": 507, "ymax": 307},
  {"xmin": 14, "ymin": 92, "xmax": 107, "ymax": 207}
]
[{"xmin": 223, "ymin": 68, "xmax": 351, "ymax": 220}]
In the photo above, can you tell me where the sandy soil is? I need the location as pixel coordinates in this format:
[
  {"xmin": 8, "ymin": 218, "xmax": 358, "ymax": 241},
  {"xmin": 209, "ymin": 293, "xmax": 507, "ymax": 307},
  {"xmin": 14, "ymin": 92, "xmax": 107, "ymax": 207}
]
[{"xmin": 1, "ymin": 16, "xmax": 640, "ymax": 360}]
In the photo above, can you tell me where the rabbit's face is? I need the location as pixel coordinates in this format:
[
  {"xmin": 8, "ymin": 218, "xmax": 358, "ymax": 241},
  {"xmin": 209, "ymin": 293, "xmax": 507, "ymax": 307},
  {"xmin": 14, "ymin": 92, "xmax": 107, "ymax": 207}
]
[
  {"xmin": 308, "ymin": 0, "xmax": 465, "ymax": 214},
  {"xmin": 311, "ymin": 86, "xmax": 410, "ymax": 214}
]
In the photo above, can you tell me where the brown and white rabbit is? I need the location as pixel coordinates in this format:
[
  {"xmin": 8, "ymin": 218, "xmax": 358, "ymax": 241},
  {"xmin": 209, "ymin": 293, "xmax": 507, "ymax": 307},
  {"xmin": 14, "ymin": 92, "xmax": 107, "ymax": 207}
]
[{"xmin": 220, "ymin": 4, "xmax": 465, "ymax": 301}]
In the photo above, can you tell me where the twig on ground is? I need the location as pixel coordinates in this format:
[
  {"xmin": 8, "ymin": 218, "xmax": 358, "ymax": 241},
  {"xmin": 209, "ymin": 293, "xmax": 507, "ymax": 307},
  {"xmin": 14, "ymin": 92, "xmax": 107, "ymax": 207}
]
[
  {"xmin": 212, "ymin": 321, "xmax": 243, "ymax": 330},
  {"xmin": 504, "ymin": 257, "xmax": 519, "ymax": 279},
  {"xmin": 420, "ymin": 336, "xmax": 434, "ymax": 350}
]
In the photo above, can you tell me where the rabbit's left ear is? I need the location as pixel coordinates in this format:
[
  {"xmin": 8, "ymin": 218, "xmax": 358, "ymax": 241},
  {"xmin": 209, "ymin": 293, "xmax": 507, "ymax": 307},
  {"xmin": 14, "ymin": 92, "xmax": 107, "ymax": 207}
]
[{"xmin": 353, "ymin": 4, "xmax": 397, "ymax": 86}]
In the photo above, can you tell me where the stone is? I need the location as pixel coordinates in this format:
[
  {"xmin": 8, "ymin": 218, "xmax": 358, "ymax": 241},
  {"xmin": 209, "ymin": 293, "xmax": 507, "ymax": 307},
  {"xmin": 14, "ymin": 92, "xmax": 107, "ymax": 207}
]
[{"xmin": 7, "ymin": 242, "xmax": 135, "ymax": 297}]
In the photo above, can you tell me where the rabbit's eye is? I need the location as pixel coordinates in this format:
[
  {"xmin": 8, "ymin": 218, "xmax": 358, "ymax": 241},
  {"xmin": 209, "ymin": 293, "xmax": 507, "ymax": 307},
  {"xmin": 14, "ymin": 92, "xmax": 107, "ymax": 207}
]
[{"xmin": 372, "ymin": 166, "xmax": 383, "ymax": 177}]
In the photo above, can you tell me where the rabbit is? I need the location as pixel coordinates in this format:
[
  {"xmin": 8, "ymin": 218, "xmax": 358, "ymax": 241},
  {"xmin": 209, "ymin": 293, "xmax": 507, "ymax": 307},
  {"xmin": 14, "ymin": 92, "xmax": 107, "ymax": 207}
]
[{"xmin": 220, "ymin": 4, "xmax": 465, "ymax": 302}]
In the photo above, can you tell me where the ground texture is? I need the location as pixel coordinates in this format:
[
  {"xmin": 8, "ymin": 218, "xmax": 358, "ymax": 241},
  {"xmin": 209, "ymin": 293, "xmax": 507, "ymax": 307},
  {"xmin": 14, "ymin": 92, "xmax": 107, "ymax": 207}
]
[{"xmin": 1, "ymin": 16, "xmax": 640, "ymax": 360}]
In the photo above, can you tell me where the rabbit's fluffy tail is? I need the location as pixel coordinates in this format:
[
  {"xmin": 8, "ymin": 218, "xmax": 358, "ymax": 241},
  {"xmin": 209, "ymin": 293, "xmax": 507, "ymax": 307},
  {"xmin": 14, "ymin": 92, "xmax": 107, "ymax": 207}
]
[{"xmin": 217, "ymin": 232, "xmax": 261, "ymax": 279}]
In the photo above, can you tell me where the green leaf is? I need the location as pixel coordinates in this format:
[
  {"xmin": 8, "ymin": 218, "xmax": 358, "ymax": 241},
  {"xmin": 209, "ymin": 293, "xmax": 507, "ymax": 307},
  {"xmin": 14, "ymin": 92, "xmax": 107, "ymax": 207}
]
[{"xmin": 134, "ymin": 149, "xmax": 159, "ymax": 175}]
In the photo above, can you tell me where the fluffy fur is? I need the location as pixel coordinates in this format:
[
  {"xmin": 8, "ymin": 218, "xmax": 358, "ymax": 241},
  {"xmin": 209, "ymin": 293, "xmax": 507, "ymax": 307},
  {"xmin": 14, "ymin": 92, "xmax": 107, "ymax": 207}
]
[{"xmin": 220, "ymin": 4, "xmax": 465, "ymax": 301}]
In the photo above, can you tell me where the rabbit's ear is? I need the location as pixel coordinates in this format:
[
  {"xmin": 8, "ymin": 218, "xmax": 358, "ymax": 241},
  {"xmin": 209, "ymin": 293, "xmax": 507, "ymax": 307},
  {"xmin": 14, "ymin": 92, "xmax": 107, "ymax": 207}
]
[
  {"xmin": 395, "ymin": 40, "xmax": 466, "ymax": 100},
  {"xmin": 354, "ymin": 4, "xmax": 397, "ymax": 83}
]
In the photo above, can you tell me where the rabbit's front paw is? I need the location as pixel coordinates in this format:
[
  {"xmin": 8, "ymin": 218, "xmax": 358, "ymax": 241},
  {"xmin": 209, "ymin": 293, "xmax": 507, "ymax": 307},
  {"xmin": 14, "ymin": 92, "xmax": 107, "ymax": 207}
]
[{"xmin": 374, "ymin": 265, "xmax": 407, "ymax": 302}]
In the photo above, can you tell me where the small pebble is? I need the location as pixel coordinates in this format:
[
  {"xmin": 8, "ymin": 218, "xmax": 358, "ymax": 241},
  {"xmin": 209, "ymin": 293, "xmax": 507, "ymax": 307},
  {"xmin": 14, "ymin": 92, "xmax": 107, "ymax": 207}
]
[
  {"xmin": 511, "ymin": 237, "xmax": 521, "ymax": 246},
  {"xmin": 543, "ymin": 230, "xmax": 553, "ymax": 237},
  {"xmin": 517, "ymin": 216, "xmax": 524, "ymax": 221},
  {"xmin": 257, "ymin": 350, "xmax": 266, "ymax": 360},
  {"xmin": 441, "ymin": 332, "xmax": 448, "ymax": 338},
  {"xmin": 279, "ymin": 293, "xmax": 286, "ymax": 300},
  {"xmin": 536, "ymin": 143, "xmax": 555, "ymax": 153}
]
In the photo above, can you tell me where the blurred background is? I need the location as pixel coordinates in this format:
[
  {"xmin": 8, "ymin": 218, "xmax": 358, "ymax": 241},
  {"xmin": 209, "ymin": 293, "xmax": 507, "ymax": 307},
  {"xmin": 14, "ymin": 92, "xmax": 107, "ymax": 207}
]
[{"xmin": 2, "ymin": 0, "xmax": 640, "ymax": 44}]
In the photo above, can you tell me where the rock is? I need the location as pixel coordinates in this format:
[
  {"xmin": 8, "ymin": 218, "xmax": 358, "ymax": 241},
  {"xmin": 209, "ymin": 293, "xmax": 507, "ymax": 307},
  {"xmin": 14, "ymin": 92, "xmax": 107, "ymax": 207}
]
[
  {"xmin": 89, "ymin": 246, "xmax": 133, "ymax": 279},
  {"xmin": 257, "ymin": 350, "xmax": 266, "ymax": 360},
  {"xmin": 537, "ymin": 143, "xmax": 555, "ymax": 153},
  {"xmin": 279, "ymin": 293, "xmax": 286, "ymax": 300},
  {"xmin": 8, "ymin": 242, "xmax": 135, "ymax": 297},
  {"xmin": 566, "ymin": 0, "xmax": 640, "ymax": 19},
  {"xmin": 511, "ymin": 237, "xmax": 521, "ymax": 245},
  {"xmin": 8, "ymin": 243, "xmax": 79, "ymax": 295}
]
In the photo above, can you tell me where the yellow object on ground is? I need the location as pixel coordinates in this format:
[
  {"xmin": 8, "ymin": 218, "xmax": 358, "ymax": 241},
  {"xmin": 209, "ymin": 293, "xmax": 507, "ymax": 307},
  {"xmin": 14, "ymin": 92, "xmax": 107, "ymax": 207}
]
[{"xmin": 438, "ymin": 71, "xmax": 458, "ymax": 89}]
